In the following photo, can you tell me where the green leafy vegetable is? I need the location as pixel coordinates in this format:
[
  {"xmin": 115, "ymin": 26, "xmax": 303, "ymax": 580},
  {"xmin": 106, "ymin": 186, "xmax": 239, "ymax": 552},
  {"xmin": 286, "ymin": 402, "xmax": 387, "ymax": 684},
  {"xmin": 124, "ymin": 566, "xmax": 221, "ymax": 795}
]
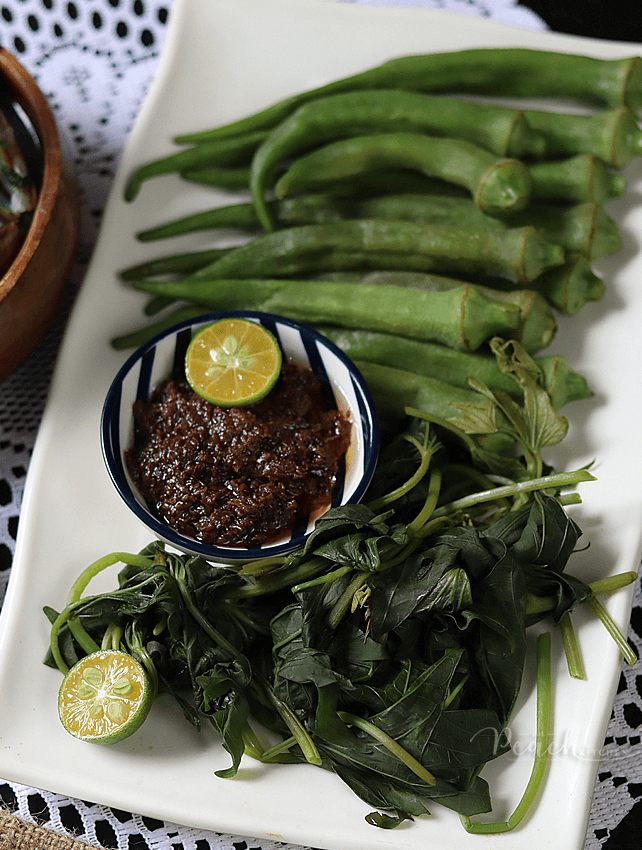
[{"xmin": 46, "ymin": 340, "xmax": 636, "ymax": 832}]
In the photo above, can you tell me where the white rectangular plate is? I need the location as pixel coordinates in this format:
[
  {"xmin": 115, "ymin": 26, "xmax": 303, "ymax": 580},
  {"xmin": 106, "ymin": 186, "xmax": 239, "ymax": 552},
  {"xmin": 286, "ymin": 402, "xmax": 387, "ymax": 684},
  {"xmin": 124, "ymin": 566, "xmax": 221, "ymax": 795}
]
[{"xmin": 1, "ymin": 1, "xmax": 641, "ymax": 848}]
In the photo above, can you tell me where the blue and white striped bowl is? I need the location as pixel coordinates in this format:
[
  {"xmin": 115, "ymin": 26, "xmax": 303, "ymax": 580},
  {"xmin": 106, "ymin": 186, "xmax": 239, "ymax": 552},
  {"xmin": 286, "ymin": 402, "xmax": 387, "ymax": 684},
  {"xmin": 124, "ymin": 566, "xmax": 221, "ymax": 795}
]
[{"xmin": 101, "ymin": 311, "xmax": 379, "ymax": 563}]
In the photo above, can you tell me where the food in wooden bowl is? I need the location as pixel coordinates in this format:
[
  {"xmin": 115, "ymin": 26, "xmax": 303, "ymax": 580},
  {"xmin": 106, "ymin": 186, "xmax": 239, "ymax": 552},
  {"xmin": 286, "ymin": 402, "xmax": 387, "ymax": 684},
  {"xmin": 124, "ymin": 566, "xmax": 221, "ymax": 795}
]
[{"xmin": 0, "ymin": 48, "xmax": 80, "ymax": 382}]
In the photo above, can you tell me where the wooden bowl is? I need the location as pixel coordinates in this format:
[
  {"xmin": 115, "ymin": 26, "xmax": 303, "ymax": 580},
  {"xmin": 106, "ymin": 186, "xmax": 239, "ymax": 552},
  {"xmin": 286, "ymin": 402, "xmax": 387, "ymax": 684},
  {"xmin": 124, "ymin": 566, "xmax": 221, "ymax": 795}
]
[{"xmin": 0, "ymin": 48, "xmax": 80, "ymax": 383}]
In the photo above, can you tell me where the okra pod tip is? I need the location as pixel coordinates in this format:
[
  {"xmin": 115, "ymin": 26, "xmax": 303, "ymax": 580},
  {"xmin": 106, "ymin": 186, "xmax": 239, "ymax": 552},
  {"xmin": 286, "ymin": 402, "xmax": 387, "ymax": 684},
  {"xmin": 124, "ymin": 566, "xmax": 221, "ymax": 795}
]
[
  {"xmin": 606, "ymin": 108, "xmax": 642, "ymax": 169},
  {"xmin": 474, "ymin": 159, "xmax": 531, "ymax": 218}
]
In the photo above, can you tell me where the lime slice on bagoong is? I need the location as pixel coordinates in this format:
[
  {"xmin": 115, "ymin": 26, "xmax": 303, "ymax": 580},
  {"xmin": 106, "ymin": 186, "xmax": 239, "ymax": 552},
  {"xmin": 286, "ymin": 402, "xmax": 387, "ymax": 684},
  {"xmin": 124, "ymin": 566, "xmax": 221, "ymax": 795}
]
[{"xmin": 185, "ymin": 318, "xmax": 282, "ymax": 406}]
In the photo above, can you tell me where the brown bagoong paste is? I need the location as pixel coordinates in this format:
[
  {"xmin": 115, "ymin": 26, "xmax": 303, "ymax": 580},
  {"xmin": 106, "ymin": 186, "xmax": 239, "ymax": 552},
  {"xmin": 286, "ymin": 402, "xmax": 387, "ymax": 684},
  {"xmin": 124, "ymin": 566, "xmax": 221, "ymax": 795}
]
[{"xmin": 125, "ymin": 361, "xmax": 352, "ymax": 547}]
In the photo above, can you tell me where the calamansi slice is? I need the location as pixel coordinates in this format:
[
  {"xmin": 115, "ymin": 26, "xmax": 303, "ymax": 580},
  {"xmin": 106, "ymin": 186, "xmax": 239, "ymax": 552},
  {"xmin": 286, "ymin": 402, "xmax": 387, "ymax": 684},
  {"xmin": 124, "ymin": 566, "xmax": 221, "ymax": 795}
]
[
  {"xmin": 185, "ymin": 318, "xmax": 282, "ymax": 407},
  {"xmin": 58, "ymin": 650, "xmax": 154, "ymax": 745}
]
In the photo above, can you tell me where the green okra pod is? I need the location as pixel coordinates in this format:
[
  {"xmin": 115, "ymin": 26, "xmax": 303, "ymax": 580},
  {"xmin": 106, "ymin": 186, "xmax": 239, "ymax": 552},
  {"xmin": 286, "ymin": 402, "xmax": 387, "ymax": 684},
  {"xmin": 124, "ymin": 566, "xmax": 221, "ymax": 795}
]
[
  {"xmin": 111, "ymin": 305, "xmax": 209, "ymax": 350},
  {"xmin": 144, "ymin": 295, "xmax": 175, "ymax": 316},
  {"xmin": 528, "ymin": 154, "xmax": 626, "ymax": 204},
  {"xmin": 250, "ymin": 95, "xmax": 536, "ymax": 228},
  {"xmin": 472, "ymin": 286, "xmax": 556, "ymax": 354},
  {"xmin": 256, "ymin": 89, "xmax": 544, "ymax": 160},
  {"xmin": 485, "ymin": 252, "xmax": 605, "ymax": 316},
  {"xmin": 347, "ymin": 194, "xmax": 621, "ymax": 261},
  {"xmin": 176, "ymin": 49, "xmax": 642, "ymax": 143},
  {"xmin": 325, "ymin": 168, "xmax": 463, "ymax": 199},
  {"xmin": 180, "ymin": 167, "xmax": 252, "ymax": 191},
  {"xmin": 136, "ymin": 195, "xmax": 355, "ymax": 242},
  {"xmin": 322, "ymin": 269, "xmax": 556, "ymax": 353},
  {"xmin": 180, "ymin": 220, "xmax": 563, "ymax": 285},
  {"xmin": 120, "ymin": 247, "xmax": 231, "ymax": 281},
  {"xmin": 532, "ymin": 254, "xmax": 606, "ymax": 316},
  {"xmin": 269, "ymin": 132, "xmax": 532, "ymax": 224},
  {"xmin": 137, "ymin": 192, "xmax": 620, "ymax": 263},
  {"xmin": 525, "ymin": 107, "xmax": 642, "ymax": 168},
  {"xmin": 137, "ymin": 204, "xmax": 262, "ymax": 242},
  {"xmin": 137, "ymin": 192, "xmax": 435, "ymax": 241},
  {"xmin": 124, "ymin": 130, "xmax": 267, "ymax": 202},
  {"xmin": 314, "ymin": 326, "xmax": 590, "ymax": 408},
  {"xmin": 508, "ymin": 201, "xmax": 620, "ymax": 262},
  {"xmin": 353, "ymin": 359, "xmax": 513, "ymax": 451},
  {"xmin": 537, "ymin": 354, "xmax": 594, "ymax": 410},
  {"xmin": 131, "ymin": 276, "xmax": 521, "ymax": 352},
  {"xmin": 272, "ymin": 148, "xmax": 624, "ymax": 212}
]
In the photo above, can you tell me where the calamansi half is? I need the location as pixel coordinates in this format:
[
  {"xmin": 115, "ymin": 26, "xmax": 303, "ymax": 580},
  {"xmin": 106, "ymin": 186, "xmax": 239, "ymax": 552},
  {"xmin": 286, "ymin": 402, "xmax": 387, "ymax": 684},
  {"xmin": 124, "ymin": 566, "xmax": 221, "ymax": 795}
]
[
  {"xmin": 58, "ymin": 650, "xmax": 154, "ymax": 744},
  {"xmin": 185, "ymin": 318, "xmax": 282, "ymax": 407}
]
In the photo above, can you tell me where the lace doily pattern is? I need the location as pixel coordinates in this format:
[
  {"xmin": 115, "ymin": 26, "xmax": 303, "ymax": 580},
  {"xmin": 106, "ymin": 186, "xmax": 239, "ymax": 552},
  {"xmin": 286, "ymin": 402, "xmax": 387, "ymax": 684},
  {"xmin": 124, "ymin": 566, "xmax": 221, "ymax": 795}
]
[{"xmin": 1, "ymin": 2, "xmax": 641, "ymax": 850}]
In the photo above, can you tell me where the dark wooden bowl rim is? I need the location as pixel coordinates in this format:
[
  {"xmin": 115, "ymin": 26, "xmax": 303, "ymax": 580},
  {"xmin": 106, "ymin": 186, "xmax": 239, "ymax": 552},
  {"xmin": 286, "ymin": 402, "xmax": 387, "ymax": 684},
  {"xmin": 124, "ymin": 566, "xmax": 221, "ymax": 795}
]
[{"xmin": 0, "ymin": 47, "xmax": 63, "ymax": 304}]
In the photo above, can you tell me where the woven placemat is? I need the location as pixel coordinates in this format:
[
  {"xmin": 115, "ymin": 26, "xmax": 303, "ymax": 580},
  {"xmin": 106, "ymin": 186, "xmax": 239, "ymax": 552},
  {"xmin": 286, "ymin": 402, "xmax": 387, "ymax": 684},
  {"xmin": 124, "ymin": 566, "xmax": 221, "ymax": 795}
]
[{"xmin": 0, "ymin": 810, "xmax": 104, "ymax": 850}]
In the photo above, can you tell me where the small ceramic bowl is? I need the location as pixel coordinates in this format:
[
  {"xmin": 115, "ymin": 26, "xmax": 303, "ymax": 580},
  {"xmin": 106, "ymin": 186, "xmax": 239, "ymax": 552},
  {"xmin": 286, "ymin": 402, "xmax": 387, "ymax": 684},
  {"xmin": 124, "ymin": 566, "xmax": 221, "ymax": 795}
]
[
  {"xmin": 101, "ymin": 311, "xmax": 379, "ymax": 563},
  {"xmin": 0, "ymin": 48, "xmax": 80, "ymax": 382}
]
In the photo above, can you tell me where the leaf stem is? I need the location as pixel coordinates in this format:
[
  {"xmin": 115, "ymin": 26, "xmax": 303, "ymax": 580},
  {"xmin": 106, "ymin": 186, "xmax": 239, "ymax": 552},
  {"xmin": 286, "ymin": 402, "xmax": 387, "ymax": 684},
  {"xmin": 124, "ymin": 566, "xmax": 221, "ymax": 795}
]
[
  {"xmin": 589, "ymin": 572, "xmax": 638, "ymax": 597},
  {"xmin": 66, "ymin": 552, "xmax": 153, "ymax": 605},
  {"xmin": 433, "ymin": 469, "xmax": 596, "ymax": 518},
  {"xmin": 338, "ymin": 711, "xmax": 437, "ymax": 786},
  {"xmin": 525, "ymin": 572, "xmax": 637, "ymax": 620},
  {"xmin": 229, "ymin": 556, "xmax": 329, "ymax": 598},
  {"xmin": 444, "ymin": 673, "xmax": 469, "ymax": 708},
  {"xmin": 176, "ymin": 577, "xmax": 246, "ymax": 664},
  {"xmin": 367, "ymin": 434, "xmax": 432, "ymax": 512},
  {"xmin": 408, "ymin": 467, "xmax": 442, "ymax": 534},
  {"xmin": 327, "ymin": 571, "xmax": 368, "ymax": 630},
  {"xmin": 460, "ymin": 631, "xmax": 552, "ymax": 834},
  {"xmin": 291, "ymin": 565, "xmax": 351, "ymax": 594},
  {"xmin": 261, "ymin": 735, "xmax": 298, "ymax": 761},
  {"xmin": 525, "ymin": 593, "xmax": 556, "ymax": 617},
  {"xmin": 65, "ymin": 617, "xmax": 101, "ymax": 657},
  {"xmin": 239, "ymin": 555, "xmax": 288, "ymax": 577},
  {"xmin": 260, "ymin": 677, "xmax": 322, "ymax": 766},
  {"xmin": 49, "ymin": 552, "xmax": 153, "ymax": 674},
  {"xmin": 101, "ymin": 622, "xmax": 124, "ymax": 652},
  {"xmin": 240, "ymin": 724, "xmax": 266, "ymax": 760},
  {"xmin": 559, "ymin": 611, "xmax": 586, "ymax": 680},
  {"xmin": 126, "ymin": 621, "xmax": 159, "ymax": 692},
  {"xmin": 586, "ymin": 596, "xmax": 638, "ymax": 666},
  {"xmin": 405, "ymin": 406, "xmax": 480, "ymax": 458},
  {"xmin": 558, "ymin": 492, "xmax": 582, "ymax": 506}
]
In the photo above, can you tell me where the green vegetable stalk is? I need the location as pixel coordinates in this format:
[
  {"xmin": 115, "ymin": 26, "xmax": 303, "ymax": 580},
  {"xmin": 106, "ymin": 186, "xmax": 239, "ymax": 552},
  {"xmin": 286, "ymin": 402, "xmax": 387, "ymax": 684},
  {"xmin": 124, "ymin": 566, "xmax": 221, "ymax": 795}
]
[
  {"xmin": 180, "ymin": 166, "xmax": 251, "ymax": 191},
  {"xmin": 111, "ymin": 305, "xmax": 208, "ymax": 350},
  {"xmin": 131, "ymin": 276, "xmax": 523, "ymax": 352},
  {"xmin": 314, "ymin": 325, "xmax": 592, "ymax": 409},
  {"xmin": 525, "ymin": 106, "xmax": 642, "ymax": 168},
  {"xmin": 120, "ymin": 247, "xmax": 231, "ymax": 281},
  {"xmin": 135, "ymin": 193, "xmax": 621, "ymax": 264},
  {"xmin": 460, "ymin": 631, "xmax": 553, "ymax": 834},
  {"xmin": 530, "ymin": 254, "xmax": 606, "ymax": 317},
  {"xmin": 174, "ymin": 49, "xmax": 642, "ymax": 143},
  {"xmin": 268, "ymin": 132, "xmax": 532, "ymax": 225},
  {"xmin": 350, "ymin": 194, "xmax": 622, "ymax": 262},
  {"xmin": 179, "ymin": 219, "xmax": 565, "ymax": 286},
  {"xmin": 316, "ymin": 269, "xmax": 557, "ymax": 353},
  {"xmin": 528, "ymin": 153, "xmax": 626, "ymax": 204},
  {"xmin": 124, "ymin": 130, "xmax": 267, "ymax": 202}
]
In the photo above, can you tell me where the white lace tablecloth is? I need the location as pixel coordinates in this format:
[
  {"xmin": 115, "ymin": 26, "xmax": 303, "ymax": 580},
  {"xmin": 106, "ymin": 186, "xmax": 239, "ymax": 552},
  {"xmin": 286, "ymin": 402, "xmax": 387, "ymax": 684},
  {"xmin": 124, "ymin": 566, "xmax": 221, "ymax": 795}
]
[{"xmin": 1, "ymin": 2, "xmax": 641, "ymax": 849}]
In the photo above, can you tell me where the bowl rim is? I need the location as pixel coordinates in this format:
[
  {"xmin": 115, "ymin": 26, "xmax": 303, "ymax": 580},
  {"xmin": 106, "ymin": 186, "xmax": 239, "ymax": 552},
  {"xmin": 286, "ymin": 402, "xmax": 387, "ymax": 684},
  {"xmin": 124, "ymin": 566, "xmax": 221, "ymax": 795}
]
[
  {"xmin": 0, "ymin": 47, "xmax": 63, "ymax": 303},
  {"xmin": 101, "ymin": 310, "xmax": 380, "ymax": 561}
]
